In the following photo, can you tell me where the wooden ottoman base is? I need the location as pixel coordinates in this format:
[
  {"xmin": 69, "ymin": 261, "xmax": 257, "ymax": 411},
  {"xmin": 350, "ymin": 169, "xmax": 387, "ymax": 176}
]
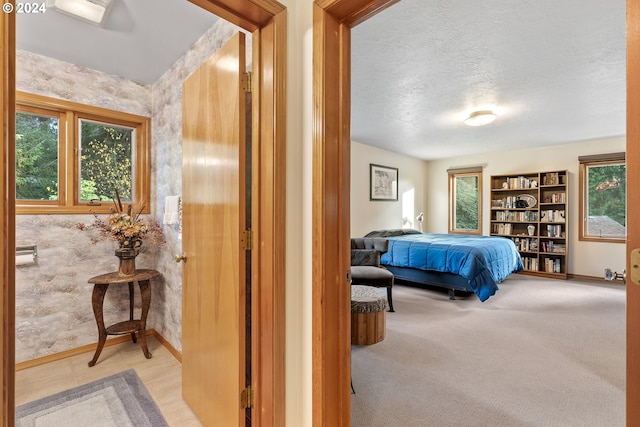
[
  {"xmin": 351, "ymin": 310, "xmax": 385, "ymax": 345},
  {"xmin": 351, "ymin": 285, "xmax": 387, "ymax": 345}
]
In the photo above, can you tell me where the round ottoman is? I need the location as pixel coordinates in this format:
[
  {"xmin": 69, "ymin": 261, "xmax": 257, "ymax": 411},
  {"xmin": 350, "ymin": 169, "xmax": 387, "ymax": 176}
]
[{"xmin": 350, "ymin": 285, "xmax": 387, "ymax": 345}]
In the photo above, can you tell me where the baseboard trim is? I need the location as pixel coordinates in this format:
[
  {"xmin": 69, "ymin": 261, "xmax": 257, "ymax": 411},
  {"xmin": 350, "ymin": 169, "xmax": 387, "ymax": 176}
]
[
  {"xmin": 16, "ymin": 329, "xmax": 181, "ymax": 371},
  {"xmin": 568, "ymin": 273, "xmax": 624, "ymax": 284},
  {"xmin": 150, "ymin": 330, "xmax": 182, "ymax": 363}
]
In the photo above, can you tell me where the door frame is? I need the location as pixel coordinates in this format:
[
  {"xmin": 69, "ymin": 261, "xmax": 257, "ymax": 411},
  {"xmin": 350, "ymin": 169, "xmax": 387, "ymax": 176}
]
[
  {"xmin": 1, "ymin": 5, "xmax": 16, "ymax": 425},
  {"xmin": 313, "ymin": 0, "xmax": 638, "ymax": 426},
  {"xmin": 1, "ymin": 1, "xmax": 287, "ymax": 426},
  {"xmin": 627, "ymin": 1, "xmax": 640, "ymax": 425},
  {"xmin": 312, "ymin": 0, "xmax": 398, "ymax": 425}
]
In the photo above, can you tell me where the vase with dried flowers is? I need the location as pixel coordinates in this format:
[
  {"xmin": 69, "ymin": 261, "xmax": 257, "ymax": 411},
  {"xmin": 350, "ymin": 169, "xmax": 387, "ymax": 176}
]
[{"xmin": 77, "ymin": 189, "xmax": 165, "ymax": 275}]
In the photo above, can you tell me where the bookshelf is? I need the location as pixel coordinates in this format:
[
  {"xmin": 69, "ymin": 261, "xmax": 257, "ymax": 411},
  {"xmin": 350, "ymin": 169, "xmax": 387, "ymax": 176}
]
[{"xmin": 490, "ymin": 171, "xmax": 568, "ymax": 279}]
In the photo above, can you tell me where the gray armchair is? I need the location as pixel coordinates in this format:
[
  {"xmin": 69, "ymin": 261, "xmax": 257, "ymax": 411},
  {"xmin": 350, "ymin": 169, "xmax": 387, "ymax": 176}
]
[{"xmin": 350, "ymin": 237, "xmax": 395, "ymax": 312}]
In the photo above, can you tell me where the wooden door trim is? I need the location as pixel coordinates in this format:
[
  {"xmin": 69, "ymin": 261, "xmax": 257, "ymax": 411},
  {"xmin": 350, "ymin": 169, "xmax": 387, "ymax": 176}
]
[
  {"xmin": 312, "ymin": 4, "xmax": 351, "ymax": 426},
  {"xmin": 2, "ymin": 2, "xmax": 286, "ymax": 426},
  {"xmin": 251, "ymin": 9, "xmax": 287, "ymax": 427},
  {"xmin": 316, "ymin": 0, "xmax": 399, "ymax": 26},
  {"xmin": 1, "ymin": 5, "xmax": 16, "ymax": 426},
  {"xmin": 188, "ymin": 0, "xmax": 284, "ymax": 31},
  {"xmin": 190, "ymin": 2, "xmax": 287, "ymax": 426},
  {"xmin": 627, "ymin": 1, "xmax": 640, "ymax": 425},
  {"xmin": 312, "ymin": 0, "xmax": 396, "ymax": 425}
]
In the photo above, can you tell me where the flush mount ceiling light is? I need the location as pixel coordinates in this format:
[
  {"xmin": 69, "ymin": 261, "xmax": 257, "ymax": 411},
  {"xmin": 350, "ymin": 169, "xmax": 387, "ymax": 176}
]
[
  {"xmin": 464, "ymin": 110, "xmax": 497, "ymax": 127},
  {"xmin": 46, "ymin": 0, "xmax": 113, "ymax": 26}
]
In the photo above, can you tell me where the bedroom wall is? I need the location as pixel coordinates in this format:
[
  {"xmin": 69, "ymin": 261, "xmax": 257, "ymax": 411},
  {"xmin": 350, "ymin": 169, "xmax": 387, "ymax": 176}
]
[
  {"xmin": 350, "ymin": 141, "xmax": 429, "ymax": 237},
  {"xmin": 350, "ymin": 137, "xmax": 625, "ymax": 278},
  {"xmin": 424, "ymin": 136, "xmax": 626, "ymax": 278}
]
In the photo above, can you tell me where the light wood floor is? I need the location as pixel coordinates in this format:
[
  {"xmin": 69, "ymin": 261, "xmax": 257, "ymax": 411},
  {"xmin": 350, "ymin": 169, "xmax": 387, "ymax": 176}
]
[{"xmin": 15, "ymin": 336, "xmax": 203, "ymax": 426}]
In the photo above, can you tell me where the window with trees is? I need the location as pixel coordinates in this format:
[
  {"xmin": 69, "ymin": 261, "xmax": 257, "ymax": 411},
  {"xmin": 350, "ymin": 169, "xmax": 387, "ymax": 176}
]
[
  {"xmin": 448, "ymin": 166, "xmax": 482, "ymax": 235},
  {"xmin": 16, "ymin": 92, "xmax": 150, "ymax": 214},
  {"xmin": 579, "ymin": 152, "xmax": 626, "ymax": 242}
]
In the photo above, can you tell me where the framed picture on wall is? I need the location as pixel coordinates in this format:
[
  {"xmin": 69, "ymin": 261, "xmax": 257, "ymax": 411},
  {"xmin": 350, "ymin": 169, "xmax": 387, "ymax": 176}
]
[{"xmin": 370, "ymin": 163, "xmax": 398, "ymax": 201}]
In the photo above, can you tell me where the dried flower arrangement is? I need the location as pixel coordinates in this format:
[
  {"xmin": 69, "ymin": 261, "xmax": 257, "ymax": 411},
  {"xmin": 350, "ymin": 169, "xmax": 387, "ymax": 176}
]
[{"xmin": 77, "ymin": 189, "xmax": 165, "ymax": 249}]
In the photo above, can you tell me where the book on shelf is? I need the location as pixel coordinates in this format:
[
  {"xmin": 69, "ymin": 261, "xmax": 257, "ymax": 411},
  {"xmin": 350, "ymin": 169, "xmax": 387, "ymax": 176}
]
[
  {"xmin": 522, "ymin": 257, "xmax": 539, "ymax": 271},
  {"xmin": 513, "ymin": 237, "xmax": 538, "ymax": 252},
  {"xmin": 492, "ymin": 222, "xmax": 512, "ymax": 235},
  {"xmin": 542, "ymin": 193, "xmax": 566, "ymax": 204},
  {"xmin": 495, "ymin": 210, "xmax": 539, "ymax": 222},
  {"xmin": 546, "ymin": 224, "xmax": 564, "ymax": 237},
  {"xmin": 544, "ymin": 258, "xmax": 562, "ymax": 273},
  {"xmin": 503, "ymin": 176, "xmax": 535, "ymax": 189},
  {"xmin": 540, "ymin": 241, "xmax": 566, "ymax": 253}
]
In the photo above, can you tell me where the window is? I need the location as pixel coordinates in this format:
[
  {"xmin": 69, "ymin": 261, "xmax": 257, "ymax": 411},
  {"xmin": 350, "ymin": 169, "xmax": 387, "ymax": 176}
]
[
  {"xmin": 16, "ymin": 92, "xmax": 150, "ymax": 214},
  {"xmin": 579, "ymin": 152, "xmax": 626, "ymax": 242},
  {"xmin": 448, "ymin": 166, "xmax": 482, "ymax": 235}
]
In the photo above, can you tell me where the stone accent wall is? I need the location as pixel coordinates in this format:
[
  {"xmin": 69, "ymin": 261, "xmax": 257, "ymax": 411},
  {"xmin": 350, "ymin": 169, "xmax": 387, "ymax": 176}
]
[{"xmin": 15, "ymin": 18, "xmax": 245, "ymax": 363}]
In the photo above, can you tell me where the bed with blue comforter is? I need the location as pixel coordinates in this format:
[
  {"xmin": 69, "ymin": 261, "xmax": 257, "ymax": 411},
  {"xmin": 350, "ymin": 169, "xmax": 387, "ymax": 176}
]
[{"xmin": 365, "ymin": 229, "xmax": 523, "ymax": 301}]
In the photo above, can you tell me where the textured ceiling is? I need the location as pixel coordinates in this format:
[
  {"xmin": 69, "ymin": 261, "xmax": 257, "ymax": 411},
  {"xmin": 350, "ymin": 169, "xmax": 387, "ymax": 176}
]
[
  {"xmin": 16, "ymin": 1, "xmax": 626, "ymax": 161},
  {"xmin": 351, "ymin": 0, "xmax": 626, "ymax": 160},
  {"xmin": 16, "ymin": 0, "xmax": 218, "ymax": 85}
]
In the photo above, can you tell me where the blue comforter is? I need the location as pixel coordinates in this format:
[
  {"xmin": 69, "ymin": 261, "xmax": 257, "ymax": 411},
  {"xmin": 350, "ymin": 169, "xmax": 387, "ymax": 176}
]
[{"xmin": 379, "ymin": 233, "xmax": 523, "ymax": 301}]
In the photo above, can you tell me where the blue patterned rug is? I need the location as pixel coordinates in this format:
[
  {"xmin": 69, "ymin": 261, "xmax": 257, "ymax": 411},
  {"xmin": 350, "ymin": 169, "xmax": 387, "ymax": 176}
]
[{"xmin": 16, "ymin": 369, "xmax": 168, "ymax": 427}]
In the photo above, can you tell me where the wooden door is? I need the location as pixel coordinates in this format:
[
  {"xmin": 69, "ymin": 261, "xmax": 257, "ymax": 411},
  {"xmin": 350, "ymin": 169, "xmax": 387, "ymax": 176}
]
[
  {"xmin": 181, "ymin": 32, "xmax": 247, "ymax": 427},
  {"xmin": 627, "ymin": 1, "xmax": 640, "ymax": 425}
]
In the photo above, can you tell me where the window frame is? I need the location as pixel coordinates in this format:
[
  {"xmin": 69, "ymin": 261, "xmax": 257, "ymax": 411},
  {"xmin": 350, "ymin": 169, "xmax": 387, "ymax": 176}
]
[
  {"xmin": 448, "ymin": 166, "xmax": 483, "ymax": 235},
  {"xmin": 16, "ymin": 91, "xmax": 150, "ymax": 215},
  {"xmin": 578, "ymin": 152, "xmax": 626, "ymax": 243}
]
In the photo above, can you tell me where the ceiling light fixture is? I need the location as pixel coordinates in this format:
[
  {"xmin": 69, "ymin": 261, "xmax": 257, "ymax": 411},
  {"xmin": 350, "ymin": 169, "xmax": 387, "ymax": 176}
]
[
  {"xmin": 46, "ymin": 0, "xmax": 112, "ymax": 26},
  {"xmin": 464, "ymin": 110, "xmax": 497, "ymax": 127}
]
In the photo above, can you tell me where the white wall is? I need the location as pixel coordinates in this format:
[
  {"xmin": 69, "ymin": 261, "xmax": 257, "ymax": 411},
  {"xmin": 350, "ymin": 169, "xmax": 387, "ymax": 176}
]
[
  {"xmin": 350, "ymin": 141, "xmax": 429, "ymax": 237},
  {"xmin": 284, "ymin": 1, "xmax": 312, "ymax": 425},
  {"xmin": 425, "ymin": 137, "xmax": 626, "ymax": 278}
]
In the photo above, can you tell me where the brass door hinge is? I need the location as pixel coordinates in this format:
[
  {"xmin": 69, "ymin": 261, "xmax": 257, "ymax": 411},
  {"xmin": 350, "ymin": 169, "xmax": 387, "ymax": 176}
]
[
  {"xmin": 242, "ymin": 229, "xmax": 254, "ymax": 251},
  {"xmin": 241, "ymin": 387, "xmax": 254, "ymax": 409},
  {"xmin": 242, "ymin": 71, "xmax": 252, "ymax": 93}
]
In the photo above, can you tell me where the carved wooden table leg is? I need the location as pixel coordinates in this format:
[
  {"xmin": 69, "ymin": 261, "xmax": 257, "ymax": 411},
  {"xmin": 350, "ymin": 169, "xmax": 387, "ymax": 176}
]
[
  {"xmin": 87, "ymin": 269, "xmax": 160, "ymax": 365},
  {"xmin": 89, "ymin": 283, "xmax": 109, "ymax": 367},
  {"xmin": 138, "ymin": 279, "xmax": 152, "ymax": 359},
  {"xmin": 128, "ymin": 281, "xmax": 137, "ymax": 343}
]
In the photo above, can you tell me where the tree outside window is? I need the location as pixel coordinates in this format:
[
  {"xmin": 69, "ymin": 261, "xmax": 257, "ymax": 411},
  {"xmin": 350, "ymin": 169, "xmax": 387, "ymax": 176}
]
[
  {"xmin": 448, "ymin": 167, "xmax": 482, "ymax": 235},
  {"xmin": 16, "ymin": 110, "xmax": 59, "ymax": 201},
  {"xmin": 16, "ymin": 92, "xmax": 150, "ymax": 214},
  {"xmin": 579, "ymin": 153, "xmax": 626, "ymax": 242},
  {"xmin": 79, "ymin": 120, "xmax": 134, "ymax": 203}
]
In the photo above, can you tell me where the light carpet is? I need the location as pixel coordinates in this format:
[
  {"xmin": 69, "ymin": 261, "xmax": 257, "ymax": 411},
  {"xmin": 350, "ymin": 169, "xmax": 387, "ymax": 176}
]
[
  {"xmin": 16, "ymin": 369, "xmax": 168, "ymax": 427},
  {"xmin": 351, "ymin": 275, "xmax": 625, "ymax": 427}
]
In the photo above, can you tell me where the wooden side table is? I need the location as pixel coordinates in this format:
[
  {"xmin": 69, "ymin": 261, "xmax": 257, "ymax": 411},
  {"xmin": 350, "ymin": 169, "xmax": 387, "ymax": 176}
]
[{"xmin": 87, "ymin": 269, "xmax": 160, "ymax": 367}]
